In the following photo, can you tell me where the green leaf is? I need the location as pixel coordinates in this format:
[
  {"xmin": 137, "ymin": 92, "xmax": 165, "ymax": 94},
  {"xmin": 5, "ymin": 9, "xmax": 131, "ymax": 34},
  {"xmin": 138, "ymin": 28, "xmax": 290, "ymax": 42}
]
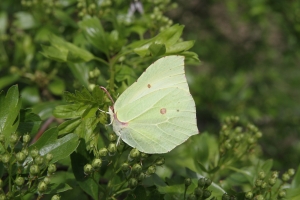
[
  {"xmin": 149, "ymin": 43, "xmax": 166, "ymax": 56},
  {"xmin": 67, "ymin": 63, "xmax": 90, "ymax": 88},
  {"xmin": 115, "ymin": 65, "xmax": 137, "ymax": 85},
  {"xmin": 79, "ymin": 17, "xmax": 109, "ymax": 55},
  {"xmin": 44, "ymin": 171, "xmax": 73, "ymax": 194},
  {"xmin": 0, "ymin": 12, "xmax": 8, "ymax": 35},
  {"xmin": 20, "ymin": 86, "xmax": 41, "ymax": 107},
  {"xmin": 29, "ymin": 127, "xmax": 79, "ymax": 163},
  {"xmin": 48, "ymin": 78, "xmax": 66, "ymax": 95},
  {"xmin": 260, "ymin": 159, "xmax": 273, "ymax": 174},
  {"xmin": 53, "ymin": 104, "xmax": 89, "ymax": 119},
  {"xmin": 40, "ymin": 44, "xmax": 68, "ymax": 62},
  {"xmin": 286, "ymin": 188, "xmax": 300, "ymax": 200},
  {"xmin": 17, "ymin": 109, "xmax": 42, "ymax": 137},
  {"xmin": 13, "ymin": 12, "xmax": 36, "ymax": 29},
  {"xmin": 71, "ymin": 141, "xmax": 99, "ymax": 200},
  {"xmin": 0, "ymin": 85, "xmax": 21, "ymax": 146},
  {"xmin": 64, "ymin": 87, "xmax": 103, "ymax": 105},
  {"xmin": 58, "ymin": 118, "xmax": 81, "ymax": 135},
  {"xmin": 41, "ymin": 34, "xmax": 94, "ymax": 63},
  {"xmin": 133, "ymin": 24, "xmax": 184, "ymax": 57},
  {"xmin": 53, "ymin": 9, "xmax": 78, "ymax": 28},
  {"xmin": 32, "ymin": 101, "xmax": 62, "ymax": 120},
  {"xmin": 156, "ymin": 24, "xmax": 184, "ymax": 47},
  {"xmin": 291, "ymin": 165, "xmax": 300, "ymax": 188},
  {"xmin": 0, "ymin": 75, "xmax": 20, "ymax": 90},
  {"xmin": 166, "ymin": 41, "xmax": 195, "ymax": 54},
  {"xmin": 179, "ymin": 51, "xmax": 200, "ymax": 61}
]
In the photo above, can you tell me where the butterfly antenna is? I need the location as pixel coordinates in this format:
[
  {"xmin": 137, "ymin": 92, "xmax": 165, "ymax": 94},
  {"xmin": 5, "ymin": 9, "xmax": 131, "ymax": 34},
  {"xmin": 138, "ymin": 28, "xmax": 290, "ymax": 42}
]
[{"xmin": 100, "ymin": 86, "xmax": 115, "ymax": 105}]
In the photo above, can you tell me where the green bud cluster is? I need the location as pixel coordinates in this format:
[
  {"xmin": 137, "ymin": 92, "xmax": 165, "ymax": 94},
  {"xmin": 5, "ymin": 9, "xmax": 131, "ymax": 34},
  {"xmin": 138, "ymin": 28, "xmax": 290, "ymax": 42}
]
[
  {"xmin": 187, "ymin": 177, "xmax": 214, "ymax": 199},
  {"xmin": 218, "ymin": 116, "xmax": 263, "ymax": 166}
]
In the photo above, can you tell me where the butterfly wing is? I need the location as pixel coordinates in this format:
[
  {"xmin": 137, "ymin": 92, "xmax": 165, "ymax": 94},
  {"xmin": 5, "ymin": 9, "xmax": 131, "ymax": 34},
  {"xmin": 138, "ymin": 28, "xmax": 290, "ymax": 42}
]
[{"xmin": 113, "ymin": 56, "xmax": 198, "ymax": 153}]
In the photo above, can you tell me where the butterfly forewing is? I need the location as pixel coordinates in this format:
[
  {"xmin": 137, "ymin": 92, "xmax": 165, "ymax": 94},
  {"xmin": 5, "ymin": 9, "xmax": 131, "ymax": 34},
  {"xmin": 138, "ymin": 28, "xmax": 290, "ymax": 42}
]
[{"xmin": 112, "ymin": 56, "xmax": 198, "ymax": 154}]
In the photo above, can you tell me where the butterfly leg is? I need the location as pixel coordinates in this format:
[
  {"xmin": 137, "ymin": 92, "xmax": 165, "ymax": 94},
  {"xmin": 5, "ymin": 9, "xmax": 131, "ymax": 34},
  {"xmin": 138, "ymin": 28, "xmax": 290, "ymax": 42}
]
[
  {"xmin": 116, "ymin": 135, "xmax": 121, "ymax": 146},
  {"xmin": 98, "ymin": 108, "xmax": 113, "ymax": 126}
]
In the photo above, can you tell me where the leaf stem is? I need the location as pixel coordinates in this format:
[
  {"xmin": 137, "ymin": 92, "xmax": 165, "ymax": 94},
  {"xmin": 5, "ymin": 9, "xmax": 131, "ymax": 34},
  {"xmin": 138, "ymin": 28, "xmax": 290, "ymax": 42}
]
[
  {"xmin": 112, "ymin": 187, "xmax": 131, "ymax": 197},
  {"xmin": 94, "ymin": 57, "xmax": 110, "ymax": 67}
]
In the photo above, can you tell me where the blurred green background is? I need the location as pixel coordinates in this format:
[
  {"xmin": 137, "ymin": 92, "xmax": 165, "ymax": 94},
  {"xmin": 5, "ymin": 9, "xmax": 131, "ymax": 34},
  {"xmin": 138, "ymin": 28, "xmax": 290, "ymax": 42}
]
[
  {"xmin": 171, "ymin": 0, "xmax": 300, "ymax": 170},
  {"xmin": 0, "ymin": 0, "xmax": 299, "ymax": 172}
]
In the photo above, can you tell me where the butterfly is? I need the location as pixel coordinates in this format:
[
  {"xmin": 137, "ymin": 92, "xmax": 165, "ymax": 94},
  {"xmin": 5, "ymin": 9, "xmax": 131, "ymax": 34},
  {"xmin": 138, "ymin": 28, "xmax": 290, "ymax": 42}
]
[{"xmin": 101, "ymin": 56, "xmax": 198, "ymax": 154}]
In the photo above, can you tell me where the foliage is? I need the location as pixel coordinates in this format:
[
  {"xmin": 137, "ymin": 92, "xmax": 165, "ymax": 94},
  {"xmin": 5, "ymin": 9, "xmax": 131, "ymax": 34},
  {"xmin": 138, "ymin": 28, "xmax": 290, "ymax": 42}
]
[
  {"xmin": 0, "ymin": 0, "xmax": 299, "ymax": 199},
  {"xmin": 172, "ymin": 0, "xmax": 300, "ymax": 170}
]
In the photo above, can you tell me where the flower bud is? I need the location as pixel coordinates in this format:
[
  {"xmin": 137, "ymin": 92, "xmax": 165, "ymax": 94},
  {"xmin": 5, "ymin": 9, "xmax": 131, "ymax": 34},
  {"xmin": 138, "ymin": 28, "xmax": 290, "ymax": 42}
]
[
  {"xmin": 0, "ymin": 135, "xmax": 5, "ymax": 142},
  {"xmin": 268, "ymin": 178, "xmax": 277, "ymax": 186},
  {"xmin": 84, "ymin": 164, "xmax": 93, "ymax": 174},
  {"xmin": 278, "ymin": 190, "xmax": 286, "ymax": 198},
  {"xmin": 128, "ymin": 178, "xmax": 138, "ymax": 189},
  {"xmin": 121, "ymin": 163, "xmax": 130, "ymax": 172},
  {"xmin": 234, "ymin": 127, "xmax": 242, "ymax": 133},
  {"xmin": 38, "ymin": 181, "xmax": 48, "ymax": 192},
  {"xmin": 198, "ymin": 178, "xmax": 205, "ymax": 187},
  {"xmin": 30, "ymin": 164, "xmax": 40, "ymax": 175},
  {"xmin": 247, "ymin": 138, "xmax": 255, "ymax": 144},
  {"xmin": 204, "ymin": 178, "xmax": 212, "ymax": 188},
  {"xmin": 43, "ymin": 177, "xmax": 51, "ymax": 184},
  {"xmin": 261, "ymin": 181, "xmax": 267, "ymax": 189},
  {"xmin": 221, "ymin": 125, "xmax": 227, "ymax": 131},
  {"xmin": 138, "ymin": 172, "xmax": 145, "ymax": 181},
  {"xmin": 46, "ymin": 153, "xmax": 53, "ymax": 161},
  {"xmin": 282, "ymin": 173, "xmax": 290, "ymax": 181},
  {"xmin": 184, "ymin": 178, "xmax": 191, "ymax": 187},
  {"xmin": 230, "ymin": 196, "xmax": 237, "ymax": 200},
  {"xmin": 255, "ymin": 131, "xmax": 262, "ymax": 138},
  {"xmin": 10, "ymin": 133, "xmax": 19, "ymax": 144},
  {"xmin": 99, "ymin": 148, "xmax": 108, "ymax": 157},
  {"xmin": 225, "ymin": 142, "xmax": 232, "ymax": 149},
  {"xmin": 132, "ymin": 163, "xmax": 142, "ymax": 174},
  {"xmin": 107, "ymin": 143, "xmax": 117, "ymax": 154},
  {"xmin": 222, "ymin": 193, "xmax": 230, "ymax": 200},
  {"xmin": 48, "ymin": 164, "xmax": 57, "ymax": 174},
  {"xmin": 16, "ymin": 152, "xmax": 26, "ymax": 163},
  {"xmin": 187, "ymin": 194, "xmax": 196, "ymax": 200},
  {"xmin": 194, "ymin": 187, "xmax": 203, "ymax": 197},
  {"xmin": 288, "ymin": 168, "xmax": 295, "ymax": 176},
  {"xmin": 15, "ymin": 177, "xmax": 25, "ymax": 186},
  {"xmin": 258, "ymin": 171, "xmax": 265, "ymax": 179},
  {"xmin": 233, "ymin": 116, "xmax": 239, "ymax": 122},
  {"xmin": 23, "ymin": 134, "xmax": 31, "ymax": 143},
  {"xmin": 146, "ymin": 165, "xmax": 156, "ymax": 175},
  {"xmin": 30, "ymin": 149, "xmax": 39, "ymax": 158},
  {"xmin": 0, "ymin": 194, "xmax": 5, "ymax": 200},
  {"xmin": 129, "ymin": 148, "xmax": 140, "ymax": 159},
  {"xmin": 271, "ymin": 171, "xmax": 278, "ymax": 179},
  {"xmin": 203, "ymin": 189, "xmax": 211, "ymax": 198},
  {"xmin": 34, "ymin": 155, "xmax": 44, "ymax": 165},
  {"xmin": 255, "ymin": 179, "xmax": 262, "ymax": 187},
  {"xmin": 108, "ymin": 133, "xmax": 117, "ymax": 142},
  {"xmin": 92, "ymin": 158, "xmax": 102, "ymax": 169},
  {"xmin": 0, "ymin": 179, "xmax": 3, "ymax": 188},
  {"xmin": 22, "ymin": 148, "xmax": 29, "ymax": 156},
  {"xmin": 51, "ymin": 195, "xmax": 61, "ymax": 200},
  {"xmin": 234, "ymin": 135, "xmax": 241, "ymax": 142},
  {"xmin": 140, "ymin": 152, "xmax": 149, "ymax": 159},
  {"xmin": 2, "ymin": 153, "xmax": 10, "ymax": 164},
  {"xmin": 254, "ymin": 195, "xmax": 264, "ymax": 200},
  {"xmin": 155, "ymin": 157, "xmax": 165, "ymax": 166},
  {"xmin": 245, "ymin": 192, "xmax": 253, "ymax": 199}
]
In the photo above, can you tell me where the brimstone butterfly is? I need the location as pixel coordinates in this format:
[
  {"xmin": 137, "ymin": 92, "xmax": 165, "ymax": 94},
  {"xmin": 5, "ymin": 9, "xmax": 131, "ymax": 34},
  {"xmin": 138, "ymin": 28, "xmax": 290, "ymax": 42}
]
[{"xmin": 104, "ymin": 55, "xmax": 198, "ymax": 154}]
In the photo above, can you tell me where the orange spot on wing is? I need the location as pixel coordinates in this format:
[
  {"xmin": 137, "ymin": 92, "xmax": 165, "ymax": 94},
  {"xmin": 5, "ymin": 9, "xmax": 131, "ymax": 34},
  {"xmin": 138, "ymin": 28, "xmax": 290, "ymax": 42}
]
[{"xmin": 160, "ymin": 108, "xmax": 167, "ymax": 114}]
